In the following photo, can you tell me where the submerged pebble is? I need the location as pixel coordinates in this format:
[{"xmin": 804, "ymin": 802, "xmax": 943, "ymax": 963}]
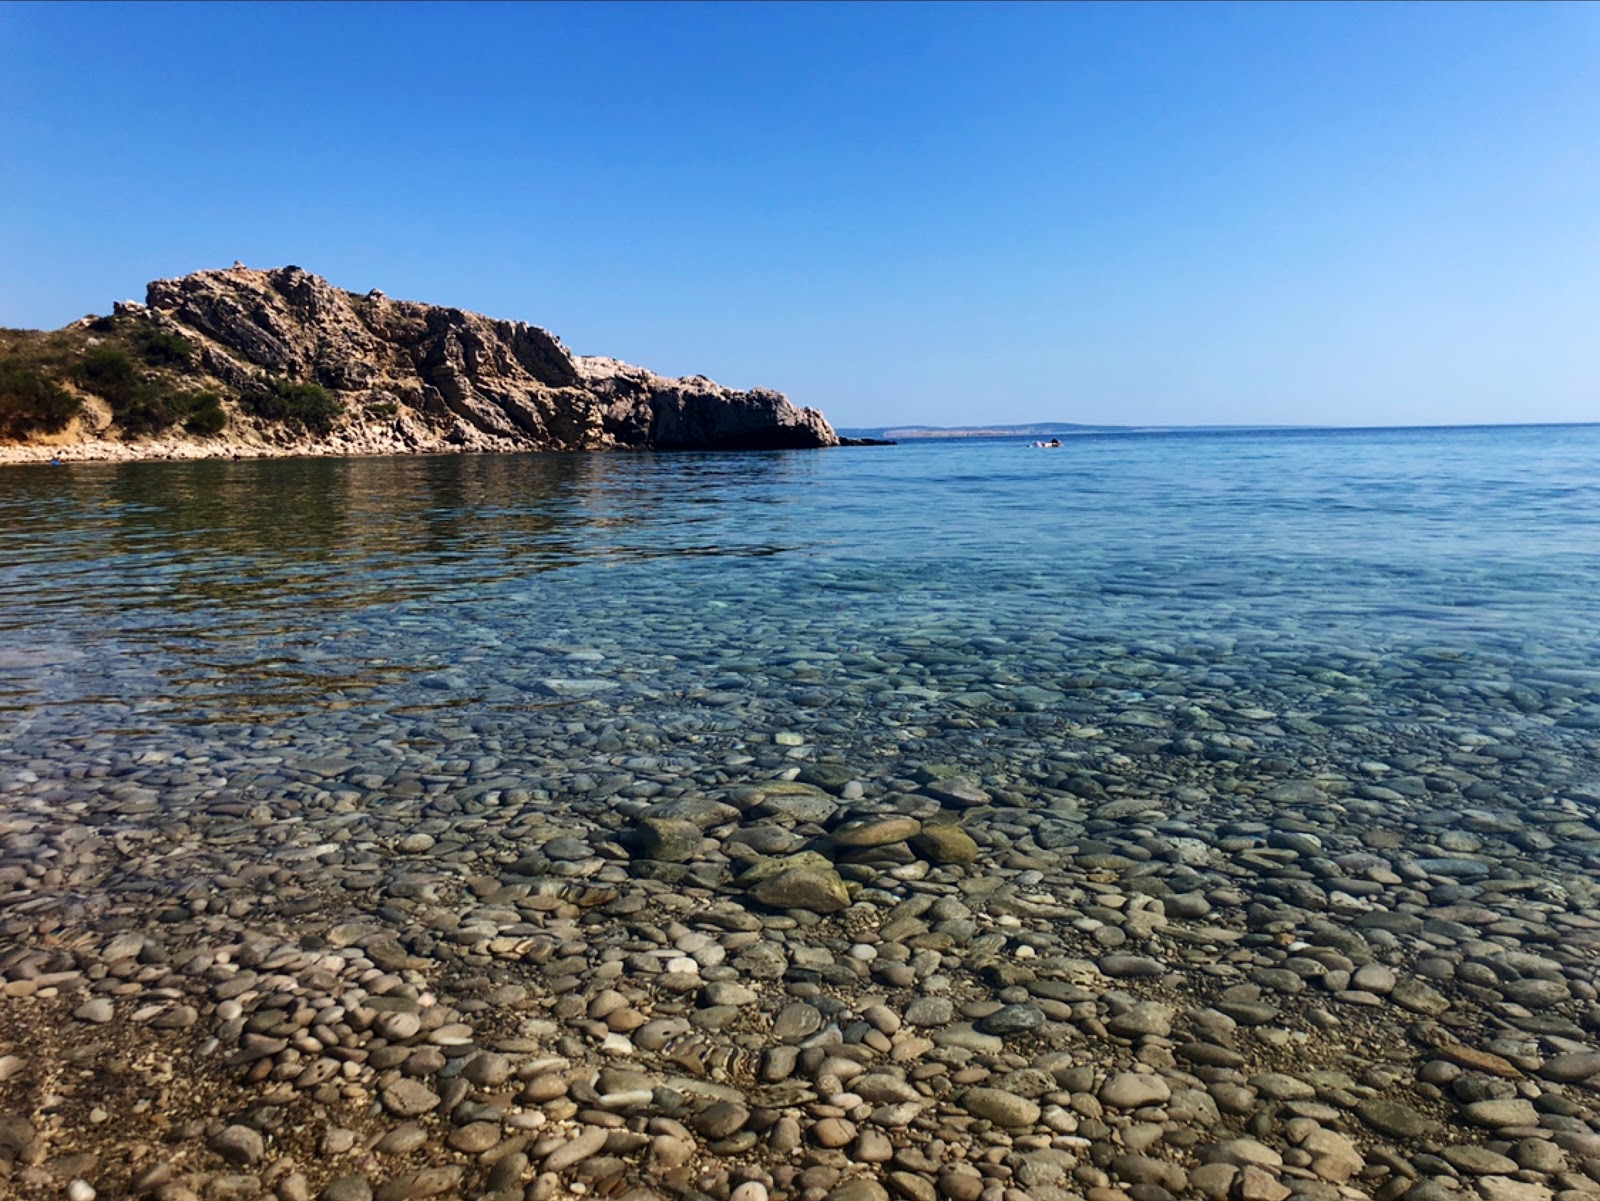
[{"xmin": 3, "ymin": 438, "xmax": 1600, "ymax": 1201}]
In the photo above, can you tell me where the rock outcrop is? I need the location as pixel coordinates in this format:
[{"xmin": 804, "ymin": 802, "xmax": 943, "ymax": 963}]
[{"xmin": 6, "ymin": 264, "xmax": 837, "ymax": 457}]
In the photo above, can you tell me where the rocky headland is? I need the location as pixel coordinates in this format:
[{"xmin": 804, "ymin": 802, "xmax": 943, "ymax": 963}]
[{"xmin": 0, "ymin": 265, "xmax": 838, "ymax": 463}]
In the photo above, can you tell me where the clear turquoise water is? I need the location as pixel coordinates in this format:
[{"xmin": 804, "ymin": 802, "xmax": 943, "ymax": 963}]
[{"xmin": 2, "ymin": 425, "xmax": 1599, "ymax": 774}]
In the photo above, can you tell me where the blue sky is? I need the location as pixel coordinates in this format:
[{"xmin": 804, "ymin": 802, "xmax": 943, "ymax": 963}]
[{"xmin": 2, "ymin": 2, "xmax": 1596, "ymax": 428}]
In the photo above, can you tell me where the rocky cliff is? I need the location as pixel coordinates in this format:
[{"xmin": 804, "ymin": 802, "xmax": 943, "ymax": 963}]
[{"xmin": 0, "ymin": 265, "xmax": 838, "ymax": 458}]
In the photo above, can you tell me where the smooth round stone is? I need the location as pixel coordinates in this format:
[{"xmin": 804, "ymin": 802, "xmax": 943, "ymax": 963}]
[
  {"xmin": 1512, "ymin": 1139, "xmax": 1567, "ymax": 1173},
  {"xmin": 975, "ymin": 1004, "xmax": 1045, "ymax": 1036},
  {"xmin": 754, "ymin": 789, "xmax": 838, "ymax": 823},
  {"xmin": 322, "ymin": 1177, "xmax": 373, "ymax": 1201},
  {"xmin": 73, "ymin": 998, "xmax": 114, "ymax": 1024},
  {"xmin": 636, "ymin": 817, "xmax": 702, "ymax": 863},
  {"xmin": 931, "ymin": 1024, "xmax": 1003, "ymax": 1054},
  {"xmin": 1501, "ymin": 979, "xmax": 1569, "ymax": 1009},
  {"xmin": 1099, "ymin": 955, "xmax": 1165, "ymax": 978},
  {"xmin": 1351, "ymin": 964, "xmax": 1397, "ymax": 994},
  {"xmin": 1357, "ymin": 1098, "xmax": 1437, "ymax": 1138},
  {"xmin": 1539, "ymin": 1051, "xmax": 1600, "ymax": 1083},
  {"xmin": 1442, "ymin": 1146, "xmax": 1519, "ymax": 1176},
  {"xmin": 210, "ymin": 1125, "xmax": 265, "ymax": 1165},
  {"xmin": 921, "ymin": 779, "xmax": 991, "ymax": 808},
  {"xmin": 1202, "ymin": 1139, "xmax": 1283, "ymax": 1168},
  {"xmin": 1462, "ymin": 1098, "xmax": 1540, "ymax": 1128},
  {"xmin": 1101, "ymin": 1072, "xmax": 1172, "ymax": 1109},
  {"xmin": 372, "ymin": 1166, "xmax": 463, "ymax": 1200},
  {"xmin": 1107, "ymin": 1002, "xmax": 1173, "ymax": 1038},
  {"xmin": 1411, "ymin": 858, "xmax": 1492, "ymax": 878},
  {"xmin": 733, "ymin": 826, "xmax": 804, "ymax": 855},
  {"xmin": 693, "ymin": 1102, "xmax": 750, "ymax": 1139},
  {"xmin": 798, "ymin": 764, "xmax": 858, "ymax": 792},
  {"xmin": 375, "ymin": 1126, "xmax": 429, "ymax": 1154},
  {"xmin": 862, "ymin": 1005, "xmax": 901, "ymax": 1035},
  {"xmin": 543, "ymin": 1126, "xmax": 609, "ymax": 1172},
  {"xmin": 702, "ymin": 981, "xmax": 758, "ymax": 1007},
  {"xmin": 1306, "ymin": 1149, "xmax": 1364, "ymax": 1187},
  {"xmin": 747, "ymin": 865, "xmax": 850, "ymax": 914},
  {"xmin": 852, "ymin": 1075, "xmax": 921, "ymax": 1104},
  {"xmin": 1250, "ymin": 1073, "xmax": 1316, "ymax": 1101},
  {"xmin": 446, "ymin": 1122, "xmax": 501, "ymax": 1153},
  {"xmin": 381, "ymin": 1079, "xmax": 441, "ymax": 1117},
  {"xmin": 462, "ymin": 1053, "xmax": 513, "ymax": 1087},
  {"xmin": 830, "ymin": 815, "xmax": 921, "ymax": 847},
  {"xmin": 378, "ymin": 1012, "xmax": 422, "ymax": 1041},
  {"xmin": 905, "ymin": 997, "xmax": 954, "ymax": 1027},
  {"xmin": 1390, "ymin": 979, "xmax": 1451, "ymax": 1016},
  {"xmin": 773, "ymin": 1003, "xmax": 824, "ymax": 1041},
  {"xmin": 1475, "ymin": 1179, "xmax": 1555, "ymax": 1201},
  {"xmin": 811, "ymin": 1117, "xmax": 857, "ymax": 1147},
  {"xmin": 397, "ymin": 833, "xmax": 435, "ymax": 853},
  {"xmin": 960, "ymin": 1088, "xmax": 1041, "ymax": 1128},
  {"xmin": 635, "ymin": 1019, "xmax": 691, "ymax": 1052},
  {"xmin": 828, "ymin": 1182, "xmax": 889, "ymax": 1201},
  {"xmin": 910, "ymin": 825, "xmax": 979, "ymax": 864},
  {"xmin": 542, "ymin": 836, "xmax": 593, "ymax": 861}
]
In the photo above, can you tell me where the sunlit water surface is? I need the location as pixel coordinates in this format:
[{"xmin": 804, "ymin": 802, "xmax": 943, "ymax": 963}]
[{"xmin": 3, "ymin": 425, "xmax": 1599, "ymax": 792}]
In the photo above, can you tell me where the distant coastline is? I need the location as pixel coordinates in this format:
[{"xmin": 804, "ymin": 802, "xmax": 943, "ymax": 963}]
[
  {"xmin": 836, "ymin": 422, "xmax": 1129, "ymax": 440},
  {"xmin": 836, "ymin": 420, "xmax": 1600, "ymax": 441}
]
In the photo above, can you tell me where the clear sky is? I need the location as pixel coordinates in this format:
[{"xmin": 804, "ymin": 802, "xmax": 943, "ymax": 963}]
[{"xmin": 2, "ymin": 2, "xmax": 1596, "ymax": 429}]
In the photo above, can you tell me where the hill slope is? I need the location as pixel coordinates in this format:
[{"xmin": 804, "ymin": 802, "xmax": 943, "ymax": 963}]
[{"xmin": 0, "ymin": 265, "xmax": 837, "ymax": 459}]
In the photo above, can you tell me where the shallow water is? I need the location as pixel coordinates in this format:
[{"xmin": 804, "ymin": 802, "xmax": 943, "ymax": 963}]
[
  {"xmin": 6, "ymin": 424, "xmax": 1600, "ymax": 1197},
  {"xmin": 3, "ymin": 425, "xmax": 1600, "ymax": 764}
]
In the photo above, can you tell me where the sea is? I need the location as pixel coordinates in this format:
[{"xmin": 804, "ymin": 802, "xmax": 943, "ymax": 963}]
[{"xmin": 3, "ymin": 424, "xmax": 1599, "ymax": 770}]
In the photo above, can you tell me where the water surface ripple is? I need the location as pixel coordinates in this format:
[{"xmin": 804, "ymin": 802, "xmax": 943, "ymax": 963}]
[{"xmin": 3, "ymin": 426, "xmax": 1599, "ymax": 750}]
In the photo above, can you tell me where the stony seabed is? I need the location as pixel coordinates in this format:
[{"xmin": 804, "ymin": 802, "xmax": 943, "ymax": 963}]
[{"xmin": 3, "ymin": 430, "xmax": 1600, "ymax": 1201}]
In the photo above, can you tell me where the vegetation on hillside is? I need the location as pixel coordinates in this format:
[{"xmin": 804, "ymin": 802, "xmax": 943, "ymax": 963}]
[
  {"xmin": 0, "ymin": 358, "xmax": 80, "ymax": 439},
  {"xmin": 245, "ymin": 378, "xmax": 343, "ymax": 436},
  {"xmin": 0, "ymin": 315, "xmax": 346, "ymax": 443},
  {"xmin": 75, "ymin": 343, "xmax": 226, "ymax": 436}
]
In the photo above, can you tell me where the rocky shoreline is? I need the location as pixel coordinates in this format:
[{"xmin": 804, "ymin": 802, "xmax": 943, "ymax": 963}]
[{"xmin": 6, "ymin": 705, "xmax": 1600, "ymax": 1201}]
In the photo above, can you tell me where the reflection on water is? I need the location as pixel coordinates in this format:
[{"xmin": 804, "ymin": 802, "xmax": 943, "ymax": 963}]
[
  {"xmin": 3, "ymin": 452, "xmax": 814, "ymax": 616},
  {"xmin": 2, "ymin": 427, "xmax": 1599, "ymax": 745}
]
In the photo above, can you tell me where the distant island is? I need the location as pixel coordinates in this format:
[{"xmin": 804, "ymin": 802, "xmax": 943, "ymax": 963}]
[
  {"xmin": 837, "ymin": 421, "xmax": 1132, "ymax": 440},
  {"xmin": 0, "ymin": 264, "xmax": 838, "ymax": 463}
]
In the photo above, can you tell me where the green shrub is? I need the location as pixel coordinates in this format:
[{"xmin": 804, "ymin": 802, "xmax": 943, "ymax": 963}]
[
  {"xmin": 80, "ymin": 345, "xmax": 137, "ymax": 397},
  {"xmin": 118, "ymin": 389, "xmax": 230, "ymax": 437},
  {"xmin": 78, "ymin": 346, "xmax": 164, "ymax": 433},
  {"xmin": 246, "ymin": 377, "xmax": 342, "ymax": 436},
  {"xmin": 0, "ymin": 360, "xmax": 81, "ymax": 439},
  {"xmin": 76, "ymin": 346, "xmax": 228, "ymax": 436},
  {"xmin": 131, "ymin": 326, "xmax": 194, "ymax": 368},
  {"xmin": 181, "ymin": 392, "xmax": 227, "ymax": 435}
]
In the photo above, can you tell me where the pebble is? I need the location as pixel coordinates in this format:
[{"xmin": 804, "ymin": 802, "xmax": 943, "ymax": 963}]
[
  {"xmin": 210, "ymin": 1125, "xmax": 265, "ymax": 1166},
  {"xmin": 73, "ymin": 998, "xmax": 114, "ymax": 1024},
  {"xmin": 960, "ymin": 1088, "xmax": 1042, "ymax": 1127},
  {"xmin": 543, "ymin": 1126, "xmax": 609, "ymax": 1172},
  {"xmin": 380, "ymin": 1080, "xmax": 440, "ymax": 1117},
  {"xmin": 1101, "ymin": 1072, "xmax": 1172, "ymax": 1109}
]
